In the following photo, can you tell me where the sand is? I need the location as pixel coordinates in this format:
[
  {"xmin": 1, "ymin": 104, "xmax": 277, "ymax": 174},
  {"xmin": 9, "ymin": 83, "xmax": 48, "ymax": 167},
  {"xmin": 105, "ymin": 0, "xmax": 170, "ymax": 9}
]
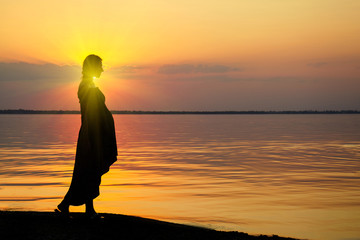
[{"xmin": 0, "ymin": 211, "xmax": 301, "ymax": 240}]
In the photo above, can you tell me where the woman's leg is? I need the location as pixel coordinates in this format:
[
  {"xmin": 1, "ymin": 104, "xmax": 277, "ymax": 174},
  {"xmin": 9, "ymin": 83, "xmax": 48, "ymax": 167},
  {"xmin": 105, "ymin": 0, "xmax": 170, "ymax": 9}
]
[
  {"xmin": 85, "ymin": 199, "xmax": 96, "ymax": 215},
  {"xmin": 57, "ymin": 199, "xmax": 69, "ymax": 214}
]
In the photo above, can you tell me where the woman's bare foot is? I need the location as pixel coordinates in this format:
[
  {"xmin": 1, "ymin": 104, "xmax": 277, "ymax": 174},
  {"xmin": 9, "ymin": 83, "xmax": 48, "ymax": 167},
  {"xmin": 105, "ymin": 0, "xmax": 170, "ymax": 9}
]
[
  {"xmin": 55, "ymin": 202, "xmax": 69, "ymax": 215},
  {"xmin": 85, "ymin": 200, "xmax": 97, "ymax": 217}
]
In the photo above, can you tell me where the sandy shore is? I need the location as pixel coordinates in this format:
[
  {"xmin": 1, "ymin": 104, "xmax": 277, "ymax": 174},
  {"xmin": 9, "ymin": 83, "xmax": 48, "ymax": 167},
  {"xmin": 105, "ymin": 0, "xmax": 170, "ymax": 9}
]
[{"xmin": 0, "ymin": 211, "xmax": 301, "ymax": 240}]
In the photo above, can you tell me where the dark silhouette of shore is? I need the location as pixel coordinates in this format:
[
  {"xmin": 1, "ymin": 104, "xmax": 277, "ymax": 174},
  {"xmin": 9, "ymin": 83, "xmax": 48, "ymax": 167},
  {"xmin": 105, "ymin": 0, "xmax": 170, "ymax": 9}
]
[
  {"xmin": 0, "ymin": 109, "xmax": 359, "ymax": 114},
  {"xmin": 0, "ymin": 211, "xmax": 301, "ymax": 240}
]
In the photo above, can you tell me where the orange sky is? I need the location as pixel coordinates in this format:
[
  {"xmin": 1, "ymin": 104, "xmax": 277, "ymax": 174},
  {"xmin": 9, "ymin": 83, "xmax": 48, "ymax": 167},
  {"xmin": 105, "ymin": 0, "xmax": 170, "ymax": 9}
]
[{"xmin": 0, "ymin": 0, "xmax": 359, "ymax": 110}]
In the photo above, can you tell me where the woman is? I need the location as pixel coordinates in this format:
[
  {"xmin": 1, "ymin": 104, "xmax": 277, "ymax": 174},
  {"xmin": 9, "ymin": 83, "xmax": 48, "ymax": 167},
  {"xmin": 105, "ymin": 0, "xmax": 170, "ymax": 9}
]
[{"xmin": 56, "ymin": 54, "xmax": 118, "ymax": 217}]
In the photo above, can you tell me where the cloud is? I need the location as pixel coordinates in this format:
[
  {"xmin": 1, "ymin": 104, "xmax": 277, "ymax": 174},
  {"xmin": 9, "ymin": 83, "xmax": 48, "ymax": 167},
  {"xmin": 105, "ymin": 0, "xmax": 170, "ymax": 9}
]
[
  {"xmin": 307, "ymin": 58, "xmax": 360, "ymax": 69},
  {"xmin": 163, "ymin": 74, "xmax": 307, "ymax": 83},
  {"xmin": 307, "ymin": 62, "xmax": 328, "ymax": 68},
  {"xmin": 0, "ymin": 62, "xmax": 79, "ymax": 82},
  {"xmin": 112, "ymin": 65, "xmax": 145, "ymax": 73},
  {"xmin": 157, "ymin": 64, "xmax": 241, "ymax": 74}
]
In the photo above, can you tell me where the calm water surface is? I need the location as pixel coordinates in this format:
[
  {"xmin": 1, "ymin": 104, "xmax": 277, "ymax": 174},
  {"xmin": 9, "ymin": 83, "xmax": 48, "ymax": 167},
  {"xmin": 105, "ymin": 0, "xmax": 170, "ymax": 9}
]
[{"xmin": 0, "ymin": 114, "xmax": 359, "ymax": 240}]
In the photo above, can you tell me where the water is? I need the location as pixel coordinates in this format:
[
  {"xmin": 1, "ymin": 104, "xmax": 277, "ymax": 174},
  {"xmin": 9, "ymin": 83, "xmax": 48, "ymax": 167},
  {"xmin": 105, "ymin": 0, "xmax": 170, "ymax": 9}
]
[{"xmin": 0, "ymin": 114, "xmax": 359, "ymax": 240}]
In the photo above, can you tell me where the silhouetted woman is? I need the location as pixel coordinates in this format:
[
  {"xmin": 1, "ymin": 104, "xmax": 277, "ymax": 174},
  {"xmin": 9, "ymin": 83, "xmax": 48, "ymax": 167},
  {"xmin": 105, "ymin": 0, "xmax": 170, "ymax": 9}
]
[{"xmin": 56, "ymin": 54, "xmax": 117, "ymax": 217}]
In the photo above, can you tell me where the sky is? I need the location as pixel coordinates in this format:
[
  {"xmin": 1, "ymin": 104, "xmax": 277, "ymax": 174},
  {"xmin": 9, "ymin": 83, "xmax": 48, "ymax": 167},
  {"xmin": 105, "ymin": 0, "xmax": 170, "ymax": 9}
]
[{"xmin": 0, "ymin": 0, "xmax": 359, "ymax": 111}]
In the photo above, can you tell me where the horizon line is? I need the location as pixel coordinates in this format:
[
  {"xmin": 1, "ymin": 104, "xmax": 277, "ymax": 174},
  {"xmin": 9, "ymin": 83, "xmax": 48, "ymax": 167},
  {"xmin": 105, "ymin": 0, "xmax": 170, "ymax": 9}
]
[{"xmin": 0, "ymin": 109, "xmax": 359, "ymax": 114}]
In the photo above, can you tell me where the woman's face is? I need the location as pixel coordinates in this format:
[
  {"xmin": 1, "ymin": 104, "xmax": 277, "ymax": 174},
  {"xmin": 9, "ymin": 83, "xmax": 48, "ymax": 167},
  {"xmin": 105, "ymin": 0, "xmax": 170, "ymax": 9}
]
[{"xmin": 94, "ymin": 63, "xmax": 104, "ymax": 78}]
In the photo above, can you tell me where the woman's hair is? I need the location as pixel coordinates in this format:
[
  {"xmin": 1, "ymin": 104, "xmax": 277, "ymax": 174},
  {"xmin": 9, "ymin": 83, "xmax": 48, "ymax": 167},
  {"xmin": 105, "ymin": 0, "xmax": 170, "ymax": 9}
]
[{"xmin": 82, "ymin": 54, "xmax": 102, "ymax": 79}]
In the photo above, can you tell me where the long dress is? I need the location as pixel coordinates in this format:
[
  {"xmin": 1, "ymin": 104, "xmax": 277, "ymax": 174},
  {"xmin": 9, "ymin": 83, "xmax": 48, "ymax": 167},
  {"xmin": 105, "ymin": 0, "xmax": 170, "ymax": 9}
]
[{"xmin": 63, "ymin": 81, "xmax": 118, "ymax": 206}]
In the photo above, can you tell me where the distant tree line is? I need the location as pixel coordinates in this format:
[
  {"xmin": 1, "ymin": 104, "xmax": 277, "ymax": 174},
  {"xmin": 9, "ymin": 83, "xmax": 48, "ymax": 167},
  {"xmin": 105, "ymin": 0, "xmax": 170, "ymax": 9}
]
[{"xmin": 0, "ymin": 109, "xmax": 359, "ymax": 114}]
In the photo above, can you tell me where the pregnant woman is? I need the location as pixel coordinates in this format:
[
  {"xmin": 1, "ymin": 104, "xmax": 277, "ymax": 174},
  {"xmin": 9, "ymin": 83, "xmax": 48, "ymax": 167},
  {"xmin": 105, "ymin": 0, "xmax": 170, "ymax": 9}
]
[{"xmin": 56, "ymin": 54, "xmax": 118, "ymax": 218}]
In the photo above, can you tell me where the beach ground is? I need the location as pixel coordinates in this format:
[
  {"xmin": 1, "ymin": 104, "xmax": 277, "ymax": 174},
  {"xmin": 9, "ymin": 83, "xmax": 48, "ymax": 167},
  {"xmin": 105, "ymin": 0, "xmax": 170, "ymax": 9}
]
[{"xmin": 0, "ymin": 211, "xmax": 301, "ymax": 240}]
